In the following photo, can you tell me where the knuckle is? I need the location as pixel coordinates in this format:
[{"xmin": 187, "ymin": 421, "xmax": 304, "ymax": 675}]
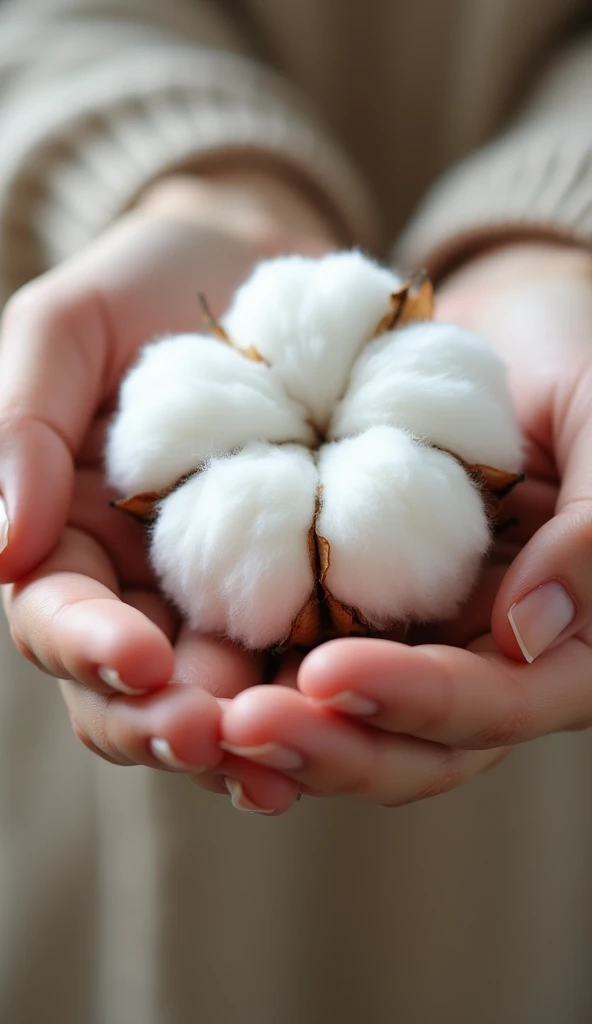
[
  {"xmin": 568, "ymin": 713, "xmax": 592, "ymax": 733},
  {"xmin": 568, "ymin": 506, "xmax": 592, "ymax": 547},
  {"xmin": 342, "ymin": 772, "xmax": 375, "ymax": 797},
  {"xmin": 70, "ymin": 718, "xmax": 128, "ymax": 766},
  {"xmin": 465, "ymin": 700, "xmax": 534, "ymax": 749},
  {"xmin": 416, "ymin": 663, "xmax": 457, "ymax": 735},
  {"xmin": 66, "ymin": 686, "xmax": 133, "ymax": 765},
  {"xmin": 10, "ymin": 632, "xmax": 47, "ymax": 674},
  {"xmin": 381, "ymin": 745, "xmax": 471, "ymax": 809},
  {"xmin": 0, "ymin": 277, "xmax": 97, "ymax": 385},
  {"xmin": 8, "ymin": 617, "xmax": 57, "ymax": 676},
  {"xmin": 395, "ymin": 652, "xmax": 460, "ymax": 739},
  {"xmin": 2, "ymin": 279, "xmax": 60, "ymax": 333},
  {"xmin": 412, "ymin": 748, "xmax": 469, "ymax": 803},
  {"xmin": 350, "ymin": 736, "xmax": 401, "ymax": 800},
  {"xmin": 478, "ymin": 748, "xmax": 513, "ymax": 775}
]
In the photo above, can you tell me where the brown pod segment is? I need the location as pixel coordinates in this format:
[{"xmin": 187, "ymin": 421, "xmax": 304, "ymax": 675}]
[{"xmin": 112, "ymin": 270, "xmax": 525, "ymax": 646}]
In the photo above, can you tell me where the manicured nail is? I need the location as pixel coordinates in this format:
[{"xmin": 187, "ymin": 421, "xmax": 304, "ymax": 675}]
[
  {"xmin": 0, "ymin": 497, "xmax": 9, "ymax": 553},
  {"xmin": 315, "ymin": 691, "xmax": 379, "ymax": 716},
  {"xmin": 224, "ymin": 778, "xmax": 275, "ymax": 815},
  {"xmin": 97, "ymin": 666, "xmax": 149, "ymax": 696},
  {"xmin": 220, "ymin": 741, "xmax": 304, "ymax": 771},
  {"xmin": 149, "ymin": 737, "xmax": 206, "ymax": 772},
  {"xmin": 508, "ymin": 581, "xmax": 576, "ymax": 663}
]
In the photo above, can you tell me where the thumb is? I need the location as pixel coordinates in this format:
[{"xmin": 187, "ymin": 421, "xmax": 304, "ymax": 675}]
[
  {"xmin": 492, "ymin": 397, "xmax": 592, "ymax": 663},
  {"xmin": 0, "ymin": 280, "xmax": 105, "ymax": 582}
]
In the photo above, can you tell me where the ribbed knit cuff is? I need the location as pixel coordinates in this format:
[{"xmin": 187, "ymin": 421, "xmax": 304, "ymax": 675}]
[
  {"xmin": 395, "ymin": 126, "xmax": 592, "ymax": 282},
  {"xmin": 0, "ymin": 47, "xmax": 380, "ymax": 295}
]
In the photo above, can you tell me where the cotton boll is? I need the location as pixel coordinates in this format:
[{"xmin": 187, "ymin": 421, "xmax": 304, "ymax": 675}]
[
  {"xmin": 106, "ymin": 333, "xmax": 314, "ymax": 494},
  {"xmin": 316, "ymin": 426, "xmax": 490, "ymax": 627},
  {"xmin": 329, "ymin": 322, "xmax": 522, "ymax": 471},
  {"xmin": 151, "ymin": 443, "xmax": 319, "ymax": 649},
  {"xmin": 222, "ymin": 250, "xmax": 401, "ymax": 434}
]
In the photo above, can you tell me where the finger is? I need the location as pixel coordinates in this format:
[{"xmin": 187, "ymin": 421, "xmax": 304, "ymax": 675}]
[
  {"xmin": 299, "ymin": 635, "xmax": 592, "ymax": 748},
  {"xmin": 173, "ymin": 631, "xmax": 299, "ymax": 813},
  {"xmin": 77, "ymin": 414, "xmax": 112, "ymax": 466},
  {"xmin": 0, "ymin": 283, "xmax": 108, "ymax": 579},
  {"xmin": 68, "ymin": 468, "xmax": 154, "ymax": 588},
  {"xmin": 60, "ymin": 681, "xmax": 221, "ymax": 771},
  {"xmin": 120, "ymin": 588, "xmax": 178, "ymax": 642},
  {"xmin": 493, "ymin": 475, "xmax": 557, "ymax": 546},
  {"xmin": 62, "ymin": 625, "xmax": 299, "ymax": 814},
  {"xmin": 492, "ymin": 374, "xmax": 592, "ymax": 662},
  {"xmin": 188, "ymin": 752, "xmax": 301, "ymax": 816},
  {"xmin": 173, "ymin": 626, "xmax": 264, "ymax": 697},
  {"xmin": 0, "ymin": 282, "xmax": 107, "ymax": 450},
  {"xmin": 220, "ymin": 684, "xmax": 501, "ymax": 805},
  {"xmin": 271, "ymin": 649, "xmax": 303, "ymax": 689},
  {"xmin": 6, "ymin": 526, "xmax": 174, "ymax": 694},
  {"xmin": 0, "ymin": 417, "xmax": 74, "ymax": 582}
]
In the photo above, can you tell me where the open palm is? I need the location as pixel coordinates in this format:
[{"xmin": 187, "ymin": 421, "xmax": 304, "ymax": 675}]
[
  {"xmin": 4, "ymin": 225, "xmax": 591, "ymax": 815},
  {"xmin": 0, "ymin": 205, "xmax": 314, "ymax": 814},
  {"xmin": 218, "ymin": 243, "xmax": 592, "ymax": 807}
]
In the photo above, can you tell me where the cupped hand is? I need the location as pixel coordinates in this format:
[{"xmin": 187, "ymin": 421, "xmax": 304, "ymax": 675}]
[
  {"xmin": 0, "ymin": 170, "xmax": 336, "ymax": 814},
  {"xmin": 220, "ymin": 242, "xmax": 592, "ymax": 805}
]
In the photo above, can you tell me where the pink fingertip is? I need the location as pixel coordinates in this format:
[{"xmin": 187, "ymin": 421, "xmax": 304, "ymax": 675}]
[{"xmin": 97, "ymin": 665, "xmax": 149, "ymax": 696}]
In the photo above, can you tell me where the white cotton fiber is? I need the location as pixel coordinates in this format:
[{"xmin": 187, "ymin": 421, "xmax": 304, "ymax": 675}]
[
  {"xmin": 107, "ymin": 250, "xmax": 523, "ymax": 649},
  {"xmin": 222, "ymin": 251, "xmax": 401, "ymax": 434},
  {"xmin": 106, "ymin": 333, "xmax": 314, "ymax": 493},
  {"xmin": 316, "ymin": 426, "xmax": 490, "ymax": 626},
  {"xmin": 150, "ymin": 443, "xmax": 319, "ymax": 649},
  {"xmin": 329, "ymin": 322, "xmax": 522, "ymax": 471}
]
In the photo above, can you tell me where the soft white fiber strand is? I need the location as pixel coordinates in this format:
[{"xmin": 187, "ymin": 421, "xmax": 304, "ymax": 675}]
[
  {"xmin": 316, "ymin": 426, "xmax": 491, "ymax": 626},
  {"xmin": 106, "ymin": 250, "xmax": 523, "ymax": 650},
  {"xmin": 106, "ymin": 333, "xmax": 314, "ymax": 494},
  {"xmin": 222, "ymin": 250, "xmax": 401, "ymax": 433},
  {"xmin": 150, "ymin": 443, "xmax": 319, "ymax": 649},
  {"xmin": 329, "ymin": 322, "xmax": 522, "ymax": 471}
]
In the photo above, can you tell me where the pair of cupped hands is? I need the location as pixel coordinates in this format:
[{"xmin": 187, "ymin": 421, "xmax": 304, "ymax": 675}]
[{"xmin": 1, "ymin": 169, "xmax": 591, "ymax": 815}]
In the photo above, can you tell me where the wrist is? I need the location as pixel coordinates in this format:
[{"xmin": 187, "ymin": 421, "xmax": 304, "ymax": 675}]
[
  {"xmin": 134, "ymin": 169, "xmax": 340, "ymax": 256},
  {"xmin": 438, "ymin": 239, "xmax": 592, "ymax": 298}
]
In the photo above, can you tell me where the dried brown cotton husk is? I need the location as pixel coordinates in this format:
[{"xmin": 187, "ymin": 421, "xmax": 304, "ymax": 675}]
[{"xmin": 112, "ymin": 267, "xmax": 523, "ymax": 648}]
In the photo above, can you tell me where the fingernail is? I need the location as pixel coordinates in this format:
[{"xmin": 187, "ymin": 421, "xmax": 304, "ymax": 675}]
[
  {"xmin": 315, "ymin": 691, "xmax": 379, "ymax": 716},
  {"xmin": 0, "ymin": 497, "xmax": 9, "ymax": 553},
  {"xmin": 224, "ymin": 778, "xmax": 275, "ymax": 815},
  {"xmin": 508, "ymin": 581, "xmax": 576, "ymax": 663},
  {"xmin": 220, "ymin": 741, "xmax": 304, "ymax": 771},
  {"xmin": 149, "ymin": 737, "xmax": 206, "ymax": 773},
  {"xmin": 98, "ymin": 666, "xmax": 149, "ymax": 696}
]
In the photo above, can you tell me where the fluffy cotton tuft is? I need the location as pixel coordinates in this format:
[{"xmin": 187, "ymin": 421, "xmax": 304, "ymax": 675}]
[
  {"xmin": 316, "ymin": 426, "xmax": 491, "ymax": 626},
  {"xmin": 222, "ymin": 250, "xmax": 401, "ymax": 433},
  {"xmin": 106, "ymin": 333, "xmax": 314, "ymax": 493},
  {"xmin": 150, "ymin": 443, "xmax": 319, "ymax": 649},
  {"xmin": 329, "ymin": 322, "xmax": 522, "ymax": 470},
  {"xmin": 106, "ymin": 250, "xmax": 523, "ymax": 649}
]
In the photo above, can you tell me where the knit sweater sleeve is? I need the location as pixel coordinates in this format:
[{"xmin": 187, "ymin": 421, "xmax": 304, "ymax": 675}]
[
  {"xmin": 0, "ymin": 0, "xmax": 378, "ymax": 299},
  {"xmin": 396, "ymin": 30, "xmax": 592, "ymax": 280}
]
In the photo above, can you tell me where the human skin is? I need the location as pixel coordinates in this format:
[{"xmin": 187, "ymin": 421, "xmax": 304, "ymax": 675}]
[
  {"xmin": 0, "ymin": 170, "xmax": 336, "ymax": 814},
  {"xmin": 1, "ymin": 172, "xmax": 591, "ymax": 813},
  {"xmin": 221, "ymin": 242, "xmax": 592, "ymax": 806}
]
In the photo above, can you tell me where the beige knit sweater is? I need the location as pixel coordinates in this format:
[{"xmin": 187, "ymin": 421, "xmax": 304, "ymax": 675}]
[
  {"xmin": 3, "ymin": 4, "xmax": 592, "ymax": 1024},
  {"xmin": 1, "ymin": 0, "xmax": 592, "ymax": 302}
]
